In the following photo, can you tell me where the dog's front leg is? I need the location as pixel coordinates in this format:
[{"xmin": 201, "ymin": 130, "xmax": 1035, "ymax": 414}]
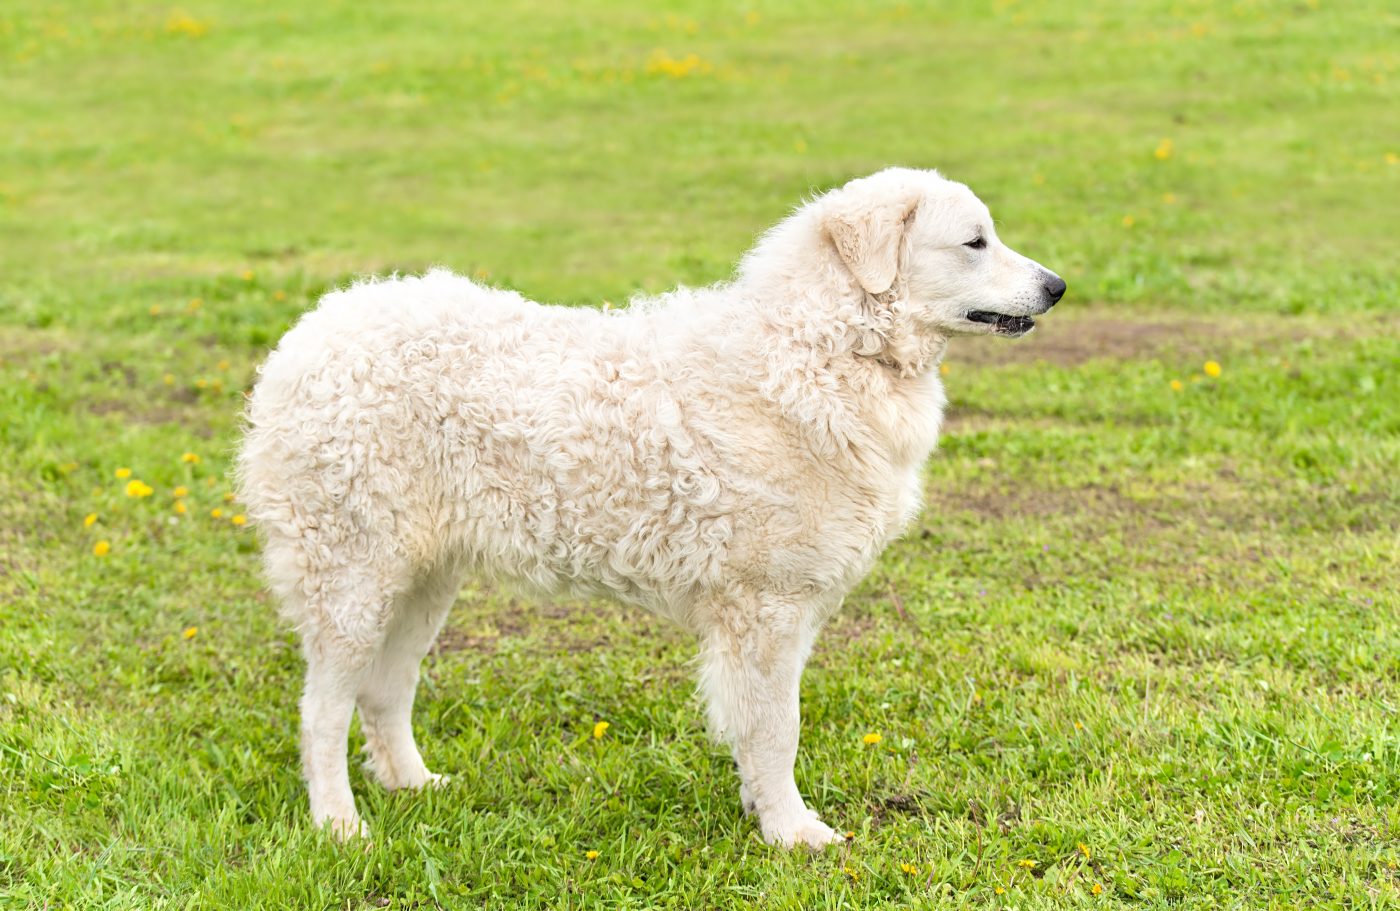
[{"xmin": 698, "ymin": 602, "xmax": 837, "ymax": 849}]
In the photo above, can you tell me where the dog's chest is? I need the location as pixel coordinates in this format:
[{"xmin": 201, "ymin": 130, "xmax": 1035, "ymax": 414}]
[
  {"xmin": 882, "ymin": 372, "xmax": 946, "ymax": 467},
  {"xmin": 843, "ymin": 376, "xmax": 945, "ymax": 565}
]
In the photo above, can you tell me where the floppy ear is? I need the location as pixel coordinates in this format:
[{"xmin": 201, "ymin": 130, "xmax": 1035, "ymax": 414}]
[{"xmin": 823, "ymin": 185, "xmax": 919, "ymax": 295}]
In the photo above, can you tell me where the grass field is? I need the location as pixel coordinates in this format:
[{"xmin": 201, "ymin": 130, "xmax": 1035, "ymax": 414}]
[{"xmin": 2, "ymin": 0, "xmax": 1398, "ymax": 908}]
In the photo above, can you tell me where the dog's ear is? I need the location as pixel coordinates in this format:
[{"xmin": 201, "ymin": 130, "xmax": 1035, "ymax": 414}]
[{"xmin": 823, "ymin": 182, "xmax": 919, "ymax": 296}]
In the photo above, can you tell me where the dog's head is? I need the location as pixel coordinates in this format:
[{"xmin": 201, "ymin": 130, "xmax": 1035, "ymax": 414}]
[{"xmin": 821, "ymin": 167, "xmax": 1064, "ymax": 340}]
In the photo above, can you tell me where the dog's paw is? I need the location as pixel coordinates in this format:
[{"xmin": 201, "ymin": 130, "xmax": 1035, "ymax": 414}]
[
  {"xmin": 761, "ymin": 809, "xmax": 839, "ymax": 850},
  {"xmin": 368, "ymin": 757, "xmax": 445, "ymax": 792},
  {"xmin": 321, "ymin": 813, "xmax": 370, "ymax": 842}
]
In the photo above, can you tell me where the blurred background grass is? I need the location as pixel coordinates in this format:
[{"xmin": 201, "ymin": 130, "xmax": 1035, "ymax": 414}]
[
  {"xmin": 1, "ymin": 2, "xmax": 1398, "ymax": 908},
  {"xmin": 2, "ymin": 0, "xmax": 1396, "ymax": 325}
]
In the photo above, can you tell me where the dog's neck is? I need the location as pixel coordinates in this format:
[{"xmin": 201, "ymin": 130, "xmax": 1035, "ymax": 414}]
[
  {"xmin": 729, "ymin": 244, "xmax": 948, "ymax": 462},
  {"xmin": 862, "ymin": 287, "xmax": 950, "ymax": 377}
]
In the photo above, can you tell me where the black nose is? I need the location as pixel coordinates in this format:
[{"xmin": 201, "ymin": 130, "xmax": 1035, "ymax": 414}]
[{"xmin": 1043, "ymin": 275, "xmax": 1067, "ymax": 305}]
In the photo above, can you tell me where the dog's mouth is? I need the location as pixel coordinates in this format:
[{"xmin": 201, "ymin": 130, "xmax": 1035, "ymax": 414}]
[{"xmin": 966, "ymin": 310, "xmax": 1035, "ymax": 337}]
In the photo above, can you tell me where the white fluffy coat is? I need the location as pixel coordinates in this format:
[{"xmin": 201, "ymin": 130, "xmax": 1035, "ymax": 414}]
[{"xmin": 237, "ymin": 167, "xmax": 1064, "ymax": 847}]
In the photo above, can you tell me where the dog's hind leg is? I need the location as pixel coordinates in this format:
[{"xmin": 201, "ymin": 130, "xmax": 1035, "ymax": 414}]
[
  {"xmin": 698, "ymin": 595, "xmax": 837, "ymax": 850},
  {"xmin": 357, "ymin": 563, "xmax": 460, "ymax": 792},
  {"xmin": 294, "ymin": 558, "xmax": 414, "ymax": 840},
  {"xmin": 300, "ymin": 624, "xmax": 375, "ymax": 840}
]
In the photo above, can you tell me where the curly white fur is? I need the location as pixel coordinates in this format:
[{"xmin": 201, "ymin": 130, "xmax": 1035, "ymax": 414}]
[{"xmin": 237, "ymin": 167, "xmax": 1063, "ymax": 847}]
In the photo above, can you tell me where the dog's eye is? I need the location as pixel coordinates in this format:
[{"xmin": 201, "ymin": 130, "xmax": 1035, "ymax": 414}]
[{"xmin": 964, "ymin": 236, "xmax": 986, "ymax": 250}]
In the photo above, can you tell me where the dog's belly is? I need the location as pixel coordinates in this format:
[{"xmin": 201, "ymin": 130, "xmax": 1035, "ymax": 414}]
[
  {"xmin": 424, "ymin": 383, "xmax": 742, "ymax": 618},
  {"xmin": 422, "ymin": 413, "xmax": 925, "ymax": 624}
]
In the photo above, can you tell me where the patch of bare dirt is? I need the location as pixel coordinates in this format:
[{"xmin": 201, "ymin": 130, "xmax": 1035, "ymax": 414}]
[
  {"xmin": 431, "ymin": 600, "xmax": 533, "ymax": 655},
  {"xmin": 924, "ymin": 481, "xmax": 1169, "ymax": 530},
  {"xmin": 826, "ymin": 609, "xmax": 878, "ymax": 644},
  {"xmin": 431, "ymin": 626, "xmax": 508, "ymax": 655},
  {"xmin": 83, "ymin": 398, "xmax": 209, "ymax": 432},
  {"xmin": 947, "ymin": 307, "xmax": 1317, "ymax": 368},
  {"xmin": 940, "ymin": 413, "xmax": 1079, "ymax": 434},
  {"xmin": 431, "ymin": 596, "xmax": 685, "ymax": 658},
  {"xmin": 956, "ymin": 317, "xmax": 1196, "ymax": 367},
  {"xmin": 0, "ymin": 327, "xmax": 75, "ymax": 364},
  {"xmin": 99, "ymin": 360, "xmax": 139, "ymax": 388}
]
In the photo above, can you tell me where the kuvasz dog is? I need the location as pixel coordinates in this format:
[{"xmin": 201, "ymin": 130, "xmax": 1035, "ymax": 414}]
[{"xmin": 237, "ymin": 167, "xmax": 1064, "ymax": 848}]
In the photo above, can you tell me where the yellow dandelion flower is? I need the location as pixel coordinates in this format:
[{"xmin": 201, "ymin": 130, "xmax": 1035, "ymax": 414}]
[
  {"xmin": 211, "ymin": 508, "xmax": 224, "ymax": 518},
  {"xmin": 1170, "ymin": 379, "xmax": 1184, "ymax": 392},
  {"xmin": 1074, "ymin": 720, "xmax": 1084, "ymax": 730},
  {"xmin": 165, "ymin": 11, "xmax": 208, "ymax": 37},
  {"xmin": 274, "ymin": 289, "xmax": 287, "ymax": 301},
  {"xmin": 1162, "ymin": 192, "xmax": 1178, "ymax": 204},
  {"xmin": 240, "ymin": 269, "xmax": 255, "ymax": 281},
  {"xmin": 230, "ymin": 514, "xmax": 247, "ymax": 526},
  {"xmin": 1386, "ymin": 152, "xmax": 1399, "ymax": 166},
  {"xmin": 995, "ymin": 886, "xmax": 1006, "ymax": 895},
  {"xmin": 900, "ymin": 862, "xmax": 918, "ymax": 874},
  {"xmin": 174, "ymin": 500, "xmax": 187, "ymax": 515},
  {"xmin": 842, "ymin": 866, "xmax": 859, "ymax": 882},
  {"xmin": 862, "ymin": 732, "xmax": 882, "ymax": 745},
  {"xmin": 181, "ymin": 452, "xmax": 201, "ymax": 464},
  {"xmin": 115, "ymin": 467, "xmax": 132, "ymax": 479},
  {"xmin": 93, "ymin": 540, "xmax": 111, "ymax": 556},
  {"xmin": 195, "ymin": 378, "xmax": 209, "ymax": 389},
  {"xmin": 149, "ymin": 304, "xmax": 162, "ymax": 316},
  {"xmin": 1018, "ymin": 859, "xmax": 1037, "ymax": 869},
  {"xmin": 125, "ymin": 479, "xmax": 154, "ymax": 498},
  {"xmin": 187, "ymin": 298, "xmax": 203, "ymax": 312},
  {"xmin": 585, "ymin": 850, "xmax": 599, "ymax": 860},
  {"xmin": 162, "ymin": 373, "xmax": 175, "ymax": 385},
  {"xmin": 845, "ymin": 831, "xmax": 855, "ymax": 840},
  {"xmin": 84, "ymin": 513, "xmax": 98, "ymax": 527},
  {"xmin": 939, "ymin": 362, "xmax": 951, "ymax": 376},
  {"xmin": 1154, "ymin": 138, "xmax": 1173, "ymax": 160},
  {"xmin": 183, "ymin": 626, "xmax": 198, "ymax": 639},
  {"xmin": 217, "ymin": 359, "xmax": 230, "ymax": 371},
  {"xmin": 592, "ymin": 720, "xmax": 610, "ymax": 740},
  {"xmin": 1203, "ymin": 360, "xmax": 1222, "ymax": 378},
  {"xmin": 1121, "ymin": 214, "xmax": 1135, "ymax": 228},
  {"xmin": 644, "ymin": 50, "xmax": 713, "ymax": 79},
  {"xmin": 173, "ymin": 486, "xmax": 189, "ymax": 498},
  {"xmin": 1079, "ymin": 842, "xmax": 1091, "ymax": 858},
  {"xmin": 1092, "ymin": 882, "xmax": 1103, "ymax": 895},
  {"xmin": 223, "ymin": 492, "xmax": 236, "ymax": 502}
]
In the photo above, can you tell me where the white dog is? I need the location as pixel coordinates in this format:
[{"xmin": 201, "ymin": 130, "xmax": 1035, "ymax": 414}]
[{"xmin": 237, "ymin": 167, "xmax": 1064, "ymax": 848}]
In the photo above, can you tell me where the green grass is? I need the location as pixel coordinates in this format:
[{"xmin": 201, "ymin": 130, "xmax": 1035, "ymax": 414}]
[{"xmin": 2, "ymin": 0, "xmax": 1398, "ymax": 907}]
